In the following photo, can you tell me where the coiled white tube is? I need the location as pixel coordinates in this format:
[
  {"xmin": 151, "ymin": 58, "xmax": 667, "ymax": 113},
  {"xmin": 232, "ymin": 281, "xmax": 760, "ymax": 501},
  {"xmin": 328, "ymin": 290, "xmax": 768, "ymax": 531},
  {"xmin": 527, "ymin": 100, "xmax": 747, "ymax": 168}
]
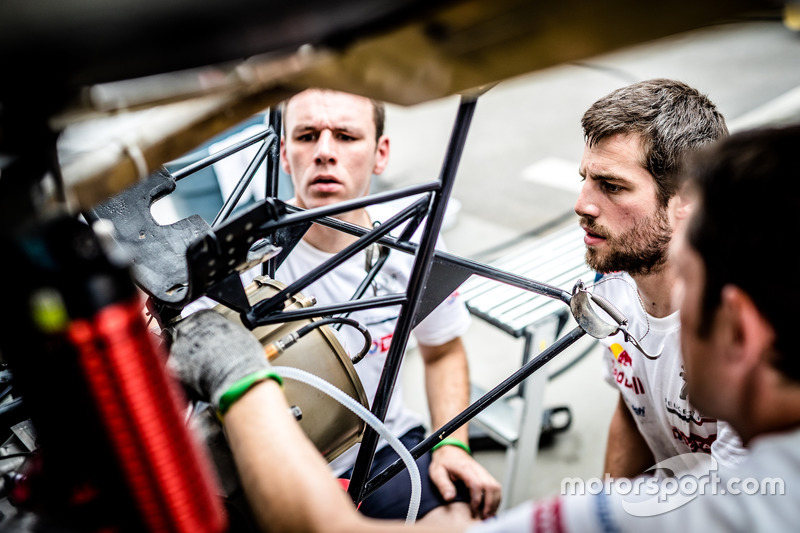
[{"xmin": 272, "ymin": 366, "xmax": 421, "ymax": 524}]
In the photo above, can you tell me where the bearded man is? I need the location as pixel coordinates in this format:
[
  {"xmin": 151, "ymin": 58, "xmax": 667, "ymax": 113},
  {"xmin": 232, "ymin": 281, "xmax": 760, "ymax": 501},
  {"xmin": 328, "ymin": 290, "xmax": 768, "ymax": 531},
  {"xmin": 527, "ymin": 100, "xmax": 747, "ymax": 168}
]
[{"xmin": 574, "ymin": 79, "xmax": 745, "ymax": 477}]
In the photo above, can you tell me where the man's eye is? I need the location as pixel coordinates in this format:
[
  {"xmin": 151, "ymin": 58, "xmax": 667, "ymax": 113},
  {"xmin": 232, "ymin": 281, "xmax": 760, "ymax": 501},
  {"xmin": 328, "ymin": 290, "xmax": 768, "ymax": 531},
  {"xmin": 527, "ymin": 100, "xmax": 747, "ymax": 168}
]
[
  {"xmin": 337, "ymin": 133, "xmax": 356, "ymax": 141},
  {"xmin": 601, "ymin": 182, "xmax": 623, "ymax": 193},
  {"xmin": 297, "ymin": 133, "xmax": 317, "ymax": 142}
]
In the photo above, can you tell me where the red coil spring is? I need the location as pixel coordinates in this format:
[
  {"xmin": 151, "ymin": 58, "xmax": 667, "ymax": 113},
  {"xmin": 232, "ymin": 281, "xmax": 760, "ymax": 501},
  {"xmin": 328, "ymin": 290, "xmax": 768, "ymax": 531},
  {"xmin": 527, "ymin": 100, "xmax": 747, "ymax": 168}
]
[{"xmin": 68, "ymin": 298, "xmax": 227, "ymax": 533}]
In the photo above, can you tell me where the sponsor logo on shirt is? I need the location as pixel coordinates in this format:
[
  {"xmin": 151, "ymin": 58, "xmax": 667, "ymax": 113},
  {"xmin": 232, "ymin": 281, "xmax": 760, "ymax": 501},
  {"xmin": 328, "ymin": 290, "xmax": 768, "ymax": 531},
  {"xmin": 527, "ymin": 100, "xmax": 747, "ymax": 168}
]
[
  {"xmin": 611, "ymin": 367, "xmax": 645, "ymax": 395},
  {"xmin": 369, "ymin": 332, "xmax": 394, "ymax": 355},
  {"xmin": 631, "ymin": 405, "xmax": 646, "ymax": 417},
  {"xmin": 609, "ymin": 342, "xmax": 646, "ymax": 394},
  {"xmin": 610, "ymin": 343, "xmax": 632, "ymax": 367},
  {"xmin": 671, "ymin": 427, "xmax": 715, "ymax": 453},
  {"xmin": 679, "ymin": 364, "xmax": 688, "ymax": 400},
  {"xmin": 665, "ymin": 399, "xmax": 715, "ymax": 426}
]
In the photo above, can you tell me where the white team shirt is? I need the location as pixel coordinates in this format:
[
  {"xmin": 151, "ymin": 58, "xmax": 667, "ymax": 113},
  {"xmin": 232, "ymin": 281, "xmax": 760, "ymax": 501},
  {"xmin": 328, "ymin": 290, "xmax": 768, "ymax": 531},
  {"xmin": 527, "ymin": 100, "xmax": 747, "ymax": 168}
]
[{"xmin": 593, "ymin": 272, "xmax": 744, "ymax": 468}]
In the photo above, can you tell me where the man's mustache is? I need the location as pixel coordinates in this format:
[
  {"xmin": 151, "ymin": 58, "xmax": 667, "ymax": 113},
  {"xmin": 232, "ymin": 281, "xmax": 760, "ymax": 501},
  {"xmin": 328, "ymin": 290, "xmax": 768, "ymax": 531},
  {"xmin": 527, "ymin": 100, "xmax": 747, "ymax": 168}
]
[{"xmin": 580, "ymin": 217, "xmax": 610, "ymax": 240}]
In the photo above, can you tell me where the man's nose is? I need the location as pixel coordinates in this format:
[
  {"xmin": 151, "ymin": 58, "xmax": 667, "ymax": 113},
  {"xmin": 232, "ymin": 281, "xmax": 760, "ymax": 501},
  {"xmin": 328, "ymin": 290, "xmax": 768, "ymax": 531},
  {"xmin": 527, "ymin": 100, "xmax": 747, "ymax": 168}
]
[
  {"xmin": 314, "ymin": 130, "xmax": 336, "ymax": 165},
  {"xmin": 574, "ymin": 181, "xmax": 600, "ymax": 219}
]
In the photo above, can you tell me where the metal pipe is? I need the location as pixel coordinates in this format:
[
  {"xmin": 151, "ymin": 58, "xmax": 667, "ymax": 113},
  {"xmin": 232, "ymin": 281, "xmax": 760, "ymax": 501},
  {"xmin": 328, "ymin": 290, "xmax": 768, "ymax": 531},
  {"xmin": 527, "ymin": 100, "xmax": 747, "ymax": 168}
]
[
  {"xmin": 171, "ymin": 128, "xmax": 274, "ymax": 181},
  {"xmin": 212, "ymin": 136, "xmax": 274, "ymax": 227},
  {"xmin": 265, "ymin": 108, "xmax": 282, "ymax": 200},
  {"xmin": 264, "ymin": 107, "xmax": 282, "ymax": 278},
  {"xmin": 347, "ymin": 96, "xmax": 478, "ymax": 504},
  {"xmin": 248, "ymin": 294, "xmax": 407, "ymax": 327},
  {"xmin": 442, "ymin": 252, "xmax": 572, "ymax": 305},
  {"xmin": 286, "ymin": 212, "xmax": 573, "ymax": 305},
  {"xmin": 361, "ymin": 325, "xmax": 587, "ymax": 499},
  {"xmin": 334, "ymin": 244, "xmax": 391, "ymax": 329},
  {"xmin": 259, "ymin": 181, "xmax": 439, "ymax": 234},
  {"xmin": 245, "ymin": 198, "xmax": 428, "ymax": 325}
]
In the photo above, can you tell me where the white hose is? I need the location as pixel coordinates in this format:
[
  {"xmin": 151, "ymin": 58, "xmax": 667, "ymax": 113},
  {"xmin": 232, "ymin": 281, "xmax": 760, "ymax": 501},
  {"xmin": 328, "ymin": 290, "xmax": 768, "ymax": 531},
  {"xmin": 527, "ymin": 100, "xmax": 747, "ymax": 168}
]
[{"xmin": 272, "ymin": 366, "xmax": 421, "ymax": 524}]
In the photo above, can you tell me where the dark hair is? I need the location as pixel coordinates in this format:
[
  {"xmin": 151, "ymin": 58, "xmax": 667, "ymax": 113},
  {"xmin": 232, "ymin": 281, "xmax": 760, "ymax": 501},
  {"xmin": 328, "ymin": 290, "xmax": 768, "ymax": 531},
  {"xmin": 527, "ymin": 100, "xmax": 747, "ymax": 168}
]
[
  {"xmin": 370, "ymin": 97, "xmax": 386, "ymax": 140},
  {"xmin": 280, "ymin": 89, "xmax": 386, "ymax": 140},
  {"xmin": 687, "ymin": 124, "xmax": 800, "ymax": 379},
  {"xmin": 582, "ymin": 79, "xmax": 728, "ymax": 206}
]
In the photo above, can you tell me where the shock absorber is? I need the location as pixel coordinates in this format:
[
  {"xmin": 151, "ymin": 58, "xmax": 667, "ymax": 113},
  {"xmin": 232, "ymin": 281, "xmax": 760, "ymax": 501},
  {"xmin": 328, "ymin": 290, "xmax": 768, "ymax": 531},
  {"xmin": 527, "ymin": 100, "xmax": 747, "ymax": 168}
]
[
  {"xmin": 68, "ymin": 296, "xmax": 227, "ymax": 533},
  {"xmin": 5, "ymin": 214, "xmax": 227, "ymax": 533}
]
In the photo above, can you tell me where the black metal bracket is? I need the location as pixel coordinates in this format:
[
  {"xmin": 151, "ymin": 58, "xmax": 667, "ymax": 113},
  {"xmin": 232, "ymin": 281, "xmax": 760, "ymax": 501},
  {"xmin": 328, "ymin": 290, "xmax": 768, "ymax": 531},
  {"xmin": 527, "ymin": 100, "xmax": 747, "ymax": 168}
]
[{"xmin": 88, "ymin": 164, "xmax": 289, "ymax": 313}]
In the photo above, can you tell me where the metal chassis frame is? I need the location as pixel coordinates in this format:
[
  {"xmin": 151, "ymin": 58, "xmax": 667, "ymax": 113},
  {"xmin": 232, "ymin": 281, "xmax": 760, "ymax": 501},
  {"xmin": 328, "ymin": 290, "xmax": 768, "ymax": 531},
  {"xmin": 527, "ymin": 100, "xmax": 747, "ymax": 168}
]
[{"xmin": 144, "ymin": 94, "xmax": 588, "ymax": 505}]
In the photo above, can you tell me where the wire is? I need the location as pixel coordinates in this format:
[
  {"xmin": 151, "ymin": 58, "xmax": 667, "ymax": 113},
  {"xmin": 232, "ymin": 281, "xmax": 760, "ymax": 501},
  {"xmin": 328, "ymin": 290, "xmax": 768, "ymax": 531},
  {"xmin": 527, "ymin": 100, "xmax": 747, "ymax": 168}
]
[
  {"xmin": 295, "ymin": 317, "xmax": 372, "ymax": 364},
  {"xmin": 264, "ymin": 316, "xmax": 372, "ymax": 363}
]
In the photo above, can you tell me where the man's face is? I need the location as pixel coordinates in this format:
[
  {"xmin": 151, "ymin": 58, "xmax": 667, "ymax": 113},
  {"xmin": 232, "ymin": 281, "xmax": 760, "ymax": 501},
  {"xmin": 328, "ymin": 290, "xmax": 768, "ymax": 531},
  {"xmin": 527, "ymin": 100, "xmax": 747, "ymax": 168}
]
[
  {"xmin": 575, "ymin": 132, "xmax": 672, "ymax": 276},
  {"xmin": 281, "ymin": 90, "xmax": 389, "ymax": 211}
]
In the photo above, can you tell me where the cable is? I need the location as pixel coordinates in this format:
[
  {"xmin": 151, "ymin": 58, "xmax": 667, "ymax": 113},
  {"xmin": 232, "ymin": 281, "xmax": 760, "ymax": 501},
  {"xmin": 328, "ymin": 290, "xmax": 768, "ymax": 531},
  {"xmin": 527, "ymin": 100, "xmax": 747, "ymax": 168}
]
[
  {"xmin": 265, "ymin": 317, "xmax": 372, "ymax": 364},
  {"xmin": 272, "ymin": 366, "xmax": 421, "ymax": 524}
]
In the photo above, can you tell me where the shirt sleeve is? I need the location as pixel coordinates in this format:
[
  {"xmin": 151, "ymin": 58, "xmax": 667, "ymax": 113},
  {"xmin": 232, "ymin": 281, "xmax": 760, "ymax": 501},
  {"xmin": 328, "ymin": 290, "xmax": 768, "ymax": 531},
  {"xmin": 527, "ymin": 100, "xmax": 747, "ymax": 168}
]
[
  {"xmin": 395, "ymin": 208, "xmax": 473, "ymax": 347},
  {"xmin": 412, "ymin": 289, "xmax": 472, "ymax": 346}
]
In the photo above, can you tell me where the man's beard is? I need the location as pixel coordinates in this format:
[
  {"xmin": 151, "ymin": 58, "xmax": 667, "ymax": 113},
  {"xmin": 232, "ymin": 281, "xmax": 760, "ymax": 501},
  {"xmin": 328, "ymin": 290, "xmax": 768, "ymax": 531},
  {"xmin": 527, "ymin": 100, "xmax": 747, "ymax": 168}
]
[{"xmin": 581, "ymin": 207, "xmax": 672, "ymax": 276}]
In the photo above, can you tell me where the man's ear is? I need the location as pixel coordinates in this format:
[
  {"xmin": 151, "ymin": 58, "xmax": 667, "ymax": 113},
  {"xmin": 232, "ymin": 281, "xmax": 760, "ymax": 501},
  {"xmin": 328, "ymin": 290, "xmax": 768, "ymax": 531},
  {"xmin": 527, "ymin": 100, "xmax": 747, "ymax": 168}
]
[
  {"xmin": 372, "ymin": 135, "xmax": 390, "ymax": 176},
  {"xmin": 672, "ymin": 191, "xmax": 693, "ymax": 222},
  {"xmin": 720, "ymin": 285, "xmax": 775, "ymax": 368},
  {"xmin": 280, "ymin": 137, "xmax": 292, "ymax": 175}
]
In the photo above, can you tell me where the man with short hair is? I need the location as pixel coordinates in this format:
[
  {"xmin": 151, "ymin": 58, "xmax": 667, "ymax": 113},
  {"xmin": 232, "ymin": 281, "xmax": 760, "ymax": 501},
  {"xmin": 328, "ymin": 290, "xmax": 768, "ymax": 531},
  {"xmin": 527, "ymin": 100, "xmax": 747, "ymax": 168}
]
[
  {"xmin": 264, "ymin": 88, "xmax": 501, "ymax": 523},
  {"xmin": 574, "ymin": 78, "xmax": 745, "ymax": 477},
  {"xmin": 183, "ymin": 88, "xmax": 501, "ymax": 525}
]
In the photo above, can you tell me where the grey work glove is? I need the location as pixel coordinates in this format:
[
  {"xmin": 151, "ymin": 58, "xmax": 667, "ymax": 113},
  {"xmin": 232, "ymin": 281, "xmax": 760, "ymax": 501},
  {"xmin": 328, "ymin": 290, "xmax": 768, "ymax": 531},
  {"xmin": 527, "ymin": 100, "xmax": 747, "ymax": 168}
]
[{"xmin": 167, "ymin": 309, "xmax": 274, "ymax": 412}]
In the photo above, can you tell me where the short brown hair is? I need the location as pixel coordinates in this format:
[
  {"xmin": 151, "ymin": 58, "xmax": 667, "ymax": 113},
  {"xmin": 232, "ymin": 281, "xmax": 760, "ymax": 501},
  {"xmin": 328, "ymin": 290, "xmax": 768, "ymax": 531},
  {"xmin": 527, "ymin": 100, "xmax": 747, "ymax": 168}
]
[
  {"xmin": 280, "ymin": 89, "xmax": 385, "ymax": 140},
  {"xmin": 582, "ymin": 79, "xmax": 728, "ymax": 206}
]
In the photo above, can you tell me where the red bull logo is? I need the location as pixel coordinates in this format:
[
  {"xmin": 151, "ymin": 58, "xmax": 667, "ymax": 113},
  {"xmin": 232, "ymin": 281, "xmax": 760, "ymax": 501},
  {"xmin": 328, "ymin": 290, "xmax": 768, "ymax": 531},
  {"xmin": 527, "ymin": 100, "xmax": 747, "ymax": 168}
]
[
  {"xmin": 610, "ymin": 343, "xmax": 632, "ymax": 366},
  {"xmin": 610, "ymin": 344, "xmax": 645, "ymax": 394},
  {"xmin": 444, "ymin": 290, "xmax": 461, "ymax": 305},
  {"xmin": 612, "ymin": 367, "xmax": 646, "ymax": 394}
]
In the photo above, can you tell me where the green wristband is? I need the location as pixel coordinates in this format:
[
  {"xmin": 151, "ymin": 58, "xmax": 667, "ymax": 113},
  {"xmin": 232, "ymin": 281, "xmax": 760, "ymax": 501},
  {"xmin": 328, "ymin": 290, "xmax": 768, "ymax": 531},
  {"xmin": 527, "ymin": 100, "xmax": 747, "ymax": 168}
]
[
  {"xmin": 431, "ymin": 437, "xmax": 471, "ymax": 455},
  {"xmin": 218, "ymin": 369, "xmax": 284, "ymax": 416}
]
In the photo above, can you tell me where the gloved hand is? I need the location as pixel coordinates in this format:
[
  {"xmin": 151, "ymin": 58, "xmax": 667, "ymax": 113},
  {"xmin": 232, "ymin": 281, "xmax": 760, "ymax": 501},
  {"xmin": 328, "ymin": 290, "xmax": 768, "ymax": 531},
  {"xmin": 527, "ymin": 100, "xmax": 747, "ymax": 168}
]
[{"xmin": 166, "ymin": 309, "xmax": 278, "ymax": 413}]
